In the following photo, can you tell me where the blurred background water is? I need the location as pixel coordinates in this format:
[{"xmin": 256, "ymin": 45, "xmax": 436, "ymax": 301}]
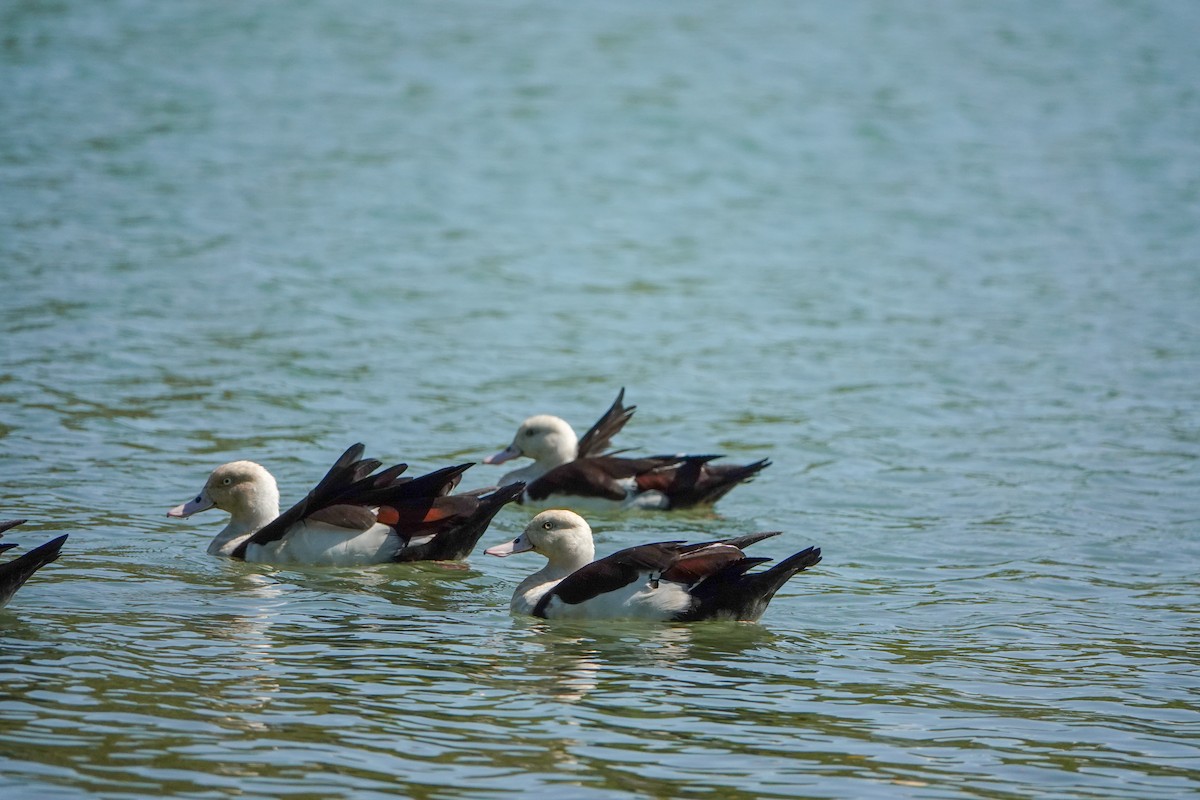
[{"xmin": 1, "ymin": 1, "xmax": 1198, "ymax": 798}]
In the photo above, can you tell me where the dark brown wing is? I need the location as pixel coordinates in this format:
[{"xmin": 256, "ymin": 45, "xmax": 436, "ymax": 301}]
[
  {"xmin": 631, "ymin": 454, "xmax": 719, "ymax": 495},
  {"xmin": 390, "ymin": 482, "xmax": 525, "ymax": 561},
  {"xmin": 536, "ymin": 541, "xmax": 687, "ymax": 612},
  {"xmin": 536, "ymin": 532, "xmax": 783, "ymax": 614},
  {"xmin": 306, "ymin": 504, "xmax": 379, "ymax": 531},
  {"xmin": 661, "ymin": 544, "xmax": 752, "ymax": 583},
  {"xmin": 338, "ymin": 463, "xmax": 471, "ymax": 509},
  {"xmin": 525, "ymin": 455, "xmax": 685, "ymax": 502},
  {"xmin": 661, "ymin": 531, "xmax": 780, "ymax": 582},
  {"xmin": 575, "ymin": 388, "xmax": 636, "ymax": 459}
]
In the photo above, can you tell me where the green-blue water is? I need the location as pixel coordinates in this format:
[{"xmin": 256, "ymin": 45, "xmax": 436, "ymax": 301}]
[{"xmin": 2, "ymin": 2, "xmax": 1198, "ymax": 798}]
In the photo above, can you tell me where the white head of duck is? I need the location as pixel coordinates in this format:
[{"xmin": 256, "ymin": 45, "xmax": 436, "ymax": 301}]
[{"xmin": 483, "ymin": 414, "xmax": 579, "ymax": 486}]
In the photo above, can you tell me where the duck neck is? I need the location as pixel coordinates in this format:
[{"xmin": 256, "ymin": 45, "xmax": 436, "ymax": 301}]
[
  {"xmin": 208, "ymin": 483, "xmax": 281, "ymax": 557},
  {"xmin": 512, "ymin": 538, "xmax": 596, "ymax": 614},
  {"xmin": 519, "ymin": 435, "xmax": 578, "ymax": 482},
  {"xmin": 543, "ymin": 536, "xmax": 596, "ymax": 580}
]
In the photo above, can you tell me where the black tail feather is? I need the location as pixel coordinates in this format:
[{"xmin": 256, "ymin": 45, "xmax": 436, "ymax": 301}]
[
  {"xmin": 396, "ymin": 482, "xmax": 525, "ymax": 562},
  {"xmin": 716, "ymin": 530, "xmax": 782, "ymax": 552},
  {"xmin": 751, "ymin": 546, "xmax": 823, "ymax": 604},
  {"xmin": 677, "ymin": 544, "xmax": 821, "ymax": 622},
  {"xmin": 668, "ymin": 458, "xmax": 771, "ymax": 508},
  {"xmin": 0, "ymin": 534, "xmax": 68, "ymax": 607}
]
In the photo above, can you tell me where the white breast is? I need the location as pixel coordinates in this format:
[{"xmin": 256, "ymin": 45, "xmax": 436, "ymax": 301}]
[
  {"xmin": 542, "ymin": 577, "xmax": 693, "ymax": 620},
  {"xmin": 244, "ymin": 521, "xmax": 399, "ymax": 566},
  {"xmin": 500, "ymin": 462, "xmax": 547, "ymax": 488}
]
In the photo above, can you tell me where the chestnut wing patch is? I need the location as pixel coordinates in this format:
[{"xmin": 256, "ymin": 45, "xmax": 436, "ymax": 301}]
[
  {"xmin": 633, "ymin": 455, "xmax": 720, "ymax": 495},
  {"xmin": 527, "ymin": 456, "xmax": 685, "ymax": 502},
  {"xmin": 660, "ymin": 544, "xmax": 747, "ymax": 584}
]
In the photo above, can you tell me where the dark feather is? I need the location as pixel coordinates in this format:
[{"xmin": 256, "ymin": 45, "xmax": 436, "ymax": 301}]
[
  {"xmin": 0, "ymin": 518, "xmax": 27, "ymax": 553},
  {"xmin": 524, "ymin": 450, "xmax": 766, "ymax": 509},
  {"xmin": 676, "ymin": 545, "xmax": 822, "ymax": 622},
  {"xmin": 309, "ymin": 443, "xmax": 368, "ymax": 498},
  {"xmin": 235, "ymin": 443, "xmax": 373, "ymax": 554},
  {"xmin": 692, "ymin": 531, "xmax": 781, "ymax": 552},
  {"xmin": 342, "ymin": 463, "xmax": 472, "ymax": 508},
  {"xmin": 632, "ymin": 454, "xmax": 717, "ymax": 495},
  {"xmin": 576, "ymin": 388, "xmax": 637, "ymax": 459},
  {"xmin": 306, "ymin": 504, "xmax": 378, "ymax": 531},
  {"xmin": 525, "ymin": 455, "xmax": 687, "ymax": 502},
  {"xmin": 526, "ymin": 461, "xmax": 628, "ymax": 502},
  {"xmin": 0, "ymin": 534, "xmax": 68, "ymax": 607},
  {"xmin": 371, "ymin": 463, "xmax": 409, "ymax": 488},
  {"xmin": 538, "ymin": 541, "xmax": 688, "ymax": 612},
  {"xmin": 393, "ymin": 481, "xmax": 525, "ymax": 562},
  {"xmin": 661, "ymin": 544, "xmax": 748, "ymax": 584},
  {"xmin": 665, "ymin": 458, "xmax": 771, "ymax": 508}
]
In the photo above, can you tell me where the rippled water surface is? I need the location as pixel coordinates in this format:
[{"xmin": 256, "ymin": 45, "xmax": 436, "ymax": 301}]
[{"xmin": 2, "ymin": 1, "xmax": 1199, "ymax": 798}]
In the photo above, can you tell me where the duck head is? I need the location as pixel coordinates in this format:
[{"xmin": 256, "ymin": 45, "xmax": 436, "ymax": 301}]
[
  {"xmin": 168, "ymin": 460, "xmax": 281, "ymax": 530},
  {"xmin": 484, "ymin": 509, "xmax": 596, "ymax": 571},
  {"xmin": 484, "ymin": 414, "xmax": 579, "ymax": 468}
]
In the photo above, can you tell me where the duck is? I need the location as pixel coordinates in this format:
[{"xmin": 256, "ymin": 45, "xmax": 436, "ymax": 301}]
[
  {"xmin": 483, "ymin": 388, "xmax": 770, "ymax": 510},
  {"xmin": 0, "ymin": 519, "xmax": 68, "ymax": 607},
  {"xmin": 167, "ymin": 443, "xmax": 524, "ymax": 566},
  {"xmin": 484, "ymin": 509, "xmax": 821, "ymax": 621}
]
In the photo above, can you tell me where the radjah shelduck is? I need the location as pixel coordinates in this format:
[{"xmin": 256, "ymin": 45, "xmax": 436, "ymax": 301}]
[
  {"xmin": 484, "ymin": 389, "xmax": 770, "ymax": 510},
  {"xmin": 168, "ymin": 443, "xmax": 523, "ymax": 566},
  {"xmin": 485, "ymin": 509, "xmax": 821, "ymax": 621}
]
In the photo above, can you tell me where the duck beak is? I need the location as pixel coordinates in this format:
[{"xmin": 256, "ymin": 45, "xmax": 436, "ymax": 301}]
[
  {"xmin": 484, "ymin": 534, "xmax": 533, "ymax": 557},
  {"xmin": 168, "ymin": 493, "xmax": 215, "ymax": 518},
  {"xmin": 483, "ymin": 443, "xmax": 522, "ymax": 465}
]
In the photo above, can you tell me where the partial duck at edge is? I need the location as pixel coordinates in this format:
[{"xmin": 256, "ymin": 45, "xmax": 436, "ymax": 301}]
[{"xmin": 1, "ymin": 519, "xmax": 68, "ymax": 607}]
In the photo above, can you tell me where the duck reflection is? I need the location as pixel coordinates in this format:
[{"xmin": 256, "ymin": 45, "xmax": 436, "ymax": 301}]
[
  {"xmin": 192, "ymin": 569, "xmax": 288, "ymax": 727},
  {"xmin": 365, "ymin": 560, "xmax": 489, "ymax": 613},
  {"xmin": 476, "ymin": 618, "xmax": 779, "ymax": 703}
]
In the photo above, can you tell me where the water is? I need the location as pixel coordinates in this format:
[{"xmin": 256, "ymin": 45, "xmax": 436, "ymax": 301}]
[{"xmin": 2, "ymin": 1, "xmax": 1199, "ymax": 797}]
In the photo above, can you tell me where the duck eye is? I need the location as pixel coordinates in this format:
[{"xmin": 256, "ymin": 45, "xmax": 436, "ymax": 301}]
[
  {"xmin": 542, "ymin": 521, "xmax": 552, "ymax": 530},
  {"xmin": 222, "ymin": 477, "xmax": 232, "ymax": 486}
]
